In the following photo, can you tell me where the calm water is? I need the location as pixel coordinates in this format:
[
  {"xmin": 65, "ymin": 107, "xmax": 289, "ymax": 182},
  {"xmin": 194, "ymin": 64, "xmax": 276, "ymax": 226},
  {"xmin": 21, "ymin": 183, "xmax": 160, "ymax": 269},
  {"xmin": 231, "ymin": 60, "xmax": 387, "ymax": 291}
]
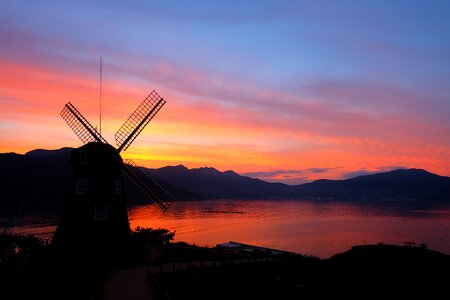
[{"xmin": 4, "ymin": 200, "xmax": 450, "ymax": 258}]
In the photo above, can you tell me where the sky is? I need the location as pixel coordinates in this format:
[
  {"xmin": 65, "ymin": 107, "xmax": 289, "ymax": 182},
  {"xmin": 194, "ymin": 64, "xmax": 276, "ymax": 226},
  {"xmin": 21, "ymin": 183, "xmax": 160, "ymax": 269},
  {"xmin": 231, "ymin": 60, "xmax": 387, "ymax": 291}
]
[{"xmin": 1, "ymin": 0, "xmax": 450, "ymax": 184}]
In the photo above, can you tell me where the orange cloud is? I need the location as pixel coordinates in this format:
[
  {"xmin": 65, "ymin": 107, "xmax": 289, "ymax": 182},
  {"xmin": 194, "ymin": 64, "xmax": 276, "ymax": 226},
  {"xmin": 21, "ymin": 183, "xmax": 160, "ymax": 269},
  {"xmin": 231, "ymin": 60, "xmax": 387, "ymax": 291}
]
[{"xmin": 1, "ymin": 58, "xmax": 449, "ymax": 184}]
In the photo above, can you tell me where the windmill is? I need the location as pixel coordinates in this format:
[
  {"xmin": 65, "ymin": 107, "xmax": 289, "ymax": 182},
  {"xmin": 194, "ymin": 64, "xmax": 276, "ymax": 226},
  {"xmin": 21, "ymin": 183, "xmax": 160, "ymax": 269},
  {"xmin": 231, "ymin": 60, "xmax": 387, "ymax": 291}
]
[{"xmin": 53, "ymin": 90, "xmax": 174, "ymax": 258}]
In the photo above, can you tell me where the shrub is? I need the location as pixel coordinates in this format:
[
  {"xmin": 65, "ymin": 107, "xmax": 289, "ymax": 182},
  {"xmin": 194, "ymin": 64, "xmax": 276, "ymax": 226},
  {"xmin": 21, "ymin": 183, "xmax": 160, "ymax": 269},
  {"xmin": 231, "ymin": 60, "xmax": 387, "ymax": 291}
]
[
  {"xmin": 131, "ymin": 227, "xmax": 175, "ymax": 248},
  {"xmin": 0, "ymin": 234, "xmax": 47, "ymax": 264}
]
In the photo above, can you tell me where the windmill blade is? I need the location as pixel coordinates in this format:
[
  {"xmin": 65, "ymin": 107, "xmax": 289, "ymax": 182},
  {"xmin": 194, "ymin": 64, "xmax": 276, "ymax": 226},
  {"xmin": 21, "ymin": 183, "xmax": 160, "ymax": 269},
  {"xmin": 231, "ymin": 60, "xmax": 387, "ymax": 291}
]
[
  {"xmin": 122, "ymin": 159, "xmax": 174, "ymax": 211},
  {"xmin": 115, "ymin": 90, "xmax": 166, "ymax": 152},
  {"xmin": 61, "ymin": 102, "xmax": 108, "ymax": 144}
]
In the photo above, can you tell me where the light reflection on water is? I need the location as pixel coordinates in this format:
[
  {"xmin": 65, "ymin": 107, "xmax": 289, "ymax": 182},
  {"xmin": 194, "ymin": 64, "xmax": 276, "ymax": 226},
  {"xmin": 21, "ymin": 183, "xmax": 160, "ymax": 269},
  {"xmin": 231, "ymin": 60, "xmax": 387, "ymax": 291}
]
[
  {"xmin": 128, "ymin": 200, "xmax": 450, "ymax": 258},
  {"xmin": 3, "ymin": 200, "xmax": 450, "ymax": 258}
]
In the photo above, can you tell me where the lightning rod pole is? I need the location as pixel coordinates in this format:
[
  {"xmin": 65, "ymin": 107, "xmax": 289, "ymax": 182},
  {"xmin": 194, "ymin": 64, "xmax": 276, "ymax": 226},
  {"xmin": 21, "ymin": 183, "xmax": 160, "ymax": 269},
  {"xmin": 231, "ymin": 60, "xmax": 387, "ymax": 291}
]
[{"xmin": 100, "ymin": 56, "xmax": 102, "ymax": 135}]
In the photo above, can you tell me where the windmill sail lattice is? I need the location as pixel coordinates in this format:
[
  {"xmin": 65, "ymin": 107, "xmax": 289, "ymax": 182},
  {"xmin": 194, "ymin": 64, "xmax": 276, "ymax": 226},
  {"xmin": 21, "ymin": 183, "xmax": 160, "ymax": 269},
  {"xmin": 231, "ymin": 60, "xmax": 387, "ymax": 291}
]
[
  {"xmin": 123, "ymin": 159, "xmax": 174, "ymax": 211},
  {"xmin": 61, "ymin": 102, "xmax": 108, "ymax": 144},
  {"xmin": 115, "ymin": 90, "xmax": 166, "ymax": 152}
]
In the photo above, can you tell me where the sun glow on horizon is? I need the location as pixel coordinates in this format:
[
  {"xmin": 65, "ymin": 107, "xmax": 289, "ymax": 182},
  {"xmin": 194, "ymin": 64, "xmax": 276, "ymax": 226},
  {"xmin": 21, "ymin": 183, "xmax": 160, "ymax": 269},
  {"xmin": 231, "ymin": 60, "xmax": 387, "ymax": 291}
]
[{"xmin": 1, "ymin": 1, "xmax": 450, "ymax": 184}]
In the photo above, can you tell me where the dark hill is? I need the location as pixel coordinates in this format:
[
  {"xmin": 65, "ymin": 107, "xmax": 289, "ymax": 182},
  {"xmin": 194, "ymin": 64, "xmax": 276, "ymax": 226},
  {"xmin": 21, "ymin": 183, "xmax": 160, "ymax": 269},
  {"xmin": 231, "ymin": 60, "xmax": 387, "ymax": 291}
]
[
  {"xmin": 0, "ymin": 148, "xmax": 197, "ymax": 206},
  {"xmin": 323, "ymin": 243, "xmax": 450, "ymax": 297},
  {"xmin": 1, "ymin": 148, "xmax": 450, "ymax": 206},
  {"xmin": 25, "ymin": 148, "xmax": 74, "ymax": 157},
  {"xmin": 0, "ymin": 149, "xmax": 72, "ymax": 205},
  {"xmin": 144, "ymin": 165, "xmax": 293, "ymax": 199},
  {"xmin": 294, "ymin": 168, "xmax": 450, "ymax": 203}
]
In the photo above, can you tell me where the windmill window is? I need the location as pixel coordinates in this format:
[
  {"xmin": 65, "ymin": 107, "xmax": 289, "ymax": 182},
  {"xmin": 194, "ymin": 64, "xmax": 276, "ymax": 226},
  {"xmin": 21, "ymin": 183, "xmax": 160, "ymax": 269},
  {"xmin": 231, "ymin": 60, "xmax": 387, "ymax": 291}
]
[
  {"xmin": 76, "ymin": 178, "xmax": 88, "ymax": 194},
  {"xmin": 80, "ymin": 150, "xmax": 88, "ymax": 164},
  {"xmin": 115, "ymin": 179, "xmax": 122, "ymax": 194},
  {"xmin": 95, "ymin": 205, "xmax": 108, "ymax": 220}
]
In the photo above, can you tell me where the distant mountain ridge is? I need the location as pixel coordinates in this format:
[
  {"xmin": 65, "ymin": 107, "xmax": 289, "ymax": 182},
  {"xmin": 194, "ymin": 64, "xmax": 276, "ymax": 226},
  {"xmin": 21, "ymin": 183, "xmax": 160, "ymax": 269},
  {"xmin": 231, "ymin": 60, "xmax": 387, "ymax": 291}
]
[
  {"xmin": 0, "ymin": 148, "xmax": 449, "ymax": 206},
  {"xmin": 293, "ymin": 168, "xmax": 450, "ymax": 202},
  {"xmin": 26, "ymin": 148, "xmax": 74, "ymax": 157},
  {"xmin": 144, "ymin": 164, "xmax": 290, "ymax": 199}
]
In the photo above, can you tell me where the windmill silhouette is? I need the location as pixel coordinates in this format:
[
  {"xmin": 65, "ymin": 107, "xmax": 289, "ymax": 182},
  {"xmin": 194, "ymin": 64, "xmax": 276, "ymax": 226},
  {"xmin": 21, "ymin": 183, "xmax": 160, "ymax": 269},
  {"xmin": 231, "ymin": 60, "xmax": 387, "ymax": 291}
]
[{"xmin": 53, "ymin": 90, "xmax": 174, "ymax": 258}]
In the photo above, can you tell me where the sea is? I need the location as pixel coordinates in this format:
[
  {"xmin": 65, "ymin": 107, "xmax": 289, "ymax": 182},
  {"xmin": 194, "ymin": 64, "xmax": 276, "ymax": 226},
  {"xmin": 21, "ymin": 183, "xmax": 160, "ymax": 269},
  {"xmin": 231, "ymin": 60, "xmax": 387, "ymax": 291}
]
[{"xmin": 3, "ymin": 200, "xmax": 450, "ymax": 258}]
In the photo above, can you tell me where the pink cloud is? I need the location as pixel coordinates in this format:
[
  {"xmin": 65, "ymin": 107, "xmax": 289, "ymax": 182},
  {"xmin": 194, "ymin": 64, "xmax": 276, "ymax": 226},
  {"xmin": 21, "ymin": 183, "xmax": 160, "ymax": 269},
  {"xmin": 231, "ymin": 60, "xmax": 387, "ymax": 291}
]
[{"xmin": 0, "ymin": 23, "xmax": 449, "ymax": 181}]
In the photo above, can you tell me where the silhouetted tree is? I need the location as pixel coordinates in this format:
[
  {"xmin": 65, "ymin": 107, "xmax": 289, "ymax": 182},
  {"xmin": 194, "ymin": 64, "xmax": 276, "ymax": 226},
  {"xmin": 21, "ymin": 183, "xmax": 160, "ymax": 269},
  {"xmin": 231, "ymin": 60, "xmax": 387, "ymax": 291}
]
[
  {"xmin": 0, "ymin": 234, "xmax": 47, "ymax": 264},
  {"xmin": 131, "ymin": 226, "xmax": 175, "ymax": 249}
]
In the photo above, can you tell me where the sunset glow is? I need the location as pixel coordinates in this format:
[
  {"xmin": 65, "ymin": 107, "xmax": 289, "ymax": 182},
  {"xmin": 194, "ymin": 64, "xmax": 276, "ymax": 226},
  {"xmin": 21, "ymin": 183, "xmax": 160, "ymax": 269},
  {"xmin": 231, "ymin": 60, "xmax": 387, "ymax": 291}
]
[{"xmin": 1, "ymin": 1, "xmax": 450, "ymax": 183}]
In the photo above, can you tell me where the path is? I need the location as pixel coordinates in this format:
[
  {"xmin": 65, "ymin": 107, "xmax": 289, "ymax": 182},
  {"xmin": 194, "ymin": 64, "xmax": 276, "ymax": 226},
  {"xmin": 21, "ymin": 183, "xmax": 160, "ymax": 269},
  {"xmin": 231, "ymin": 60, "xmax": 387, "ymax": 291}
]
[
  {"xmin": 102, "ymin": 257, "xmax": 281, "ymax": 300},
  {"xmin": 102, "ymin": 266, "xmax": 159, "ymax": 300}
]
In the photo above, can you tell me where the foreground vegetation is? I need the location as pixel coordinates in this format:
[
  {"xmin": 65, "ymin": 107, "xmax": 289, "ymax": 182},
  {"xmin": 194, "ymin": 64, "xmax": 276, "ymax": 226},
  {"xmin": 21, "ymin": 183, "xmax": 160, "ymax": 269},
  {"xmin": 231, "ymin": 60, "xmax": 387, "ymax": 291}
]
[
  {"xmin": 153, "ymin": 243, "xmax": 450, "ymax": 299},
  {"xmin": 0, "ymin": 227, "xmax": 175, "ymax": 299},
  {"xmin": 1, "ymin": 229, "xmax": 450, "ymax": 299}
]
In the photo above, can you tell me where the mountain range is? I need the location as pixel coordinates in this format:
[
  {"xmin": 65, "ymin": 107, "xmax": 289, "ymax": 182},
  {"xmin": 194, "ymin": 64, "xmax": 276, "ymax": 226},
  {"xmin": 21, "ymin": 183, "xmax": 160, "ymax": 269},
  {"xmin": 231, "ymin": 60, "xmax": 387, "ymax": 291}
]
[{"xmin": 1, "ymin": 148, "xmax": 449, "ymax": 207}]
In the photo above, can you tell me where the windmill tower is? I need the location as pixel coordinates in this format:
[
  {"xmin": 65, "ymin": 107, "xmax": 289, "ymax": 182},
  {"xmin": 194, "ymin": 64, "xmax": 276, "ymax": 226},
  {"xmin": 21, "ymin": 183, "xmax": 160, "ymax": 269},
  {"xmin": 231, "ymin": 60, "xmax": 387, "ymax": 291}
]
[{"xmin": 53, "ymin": 90, "xmax": 174, "ymax": 259}]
